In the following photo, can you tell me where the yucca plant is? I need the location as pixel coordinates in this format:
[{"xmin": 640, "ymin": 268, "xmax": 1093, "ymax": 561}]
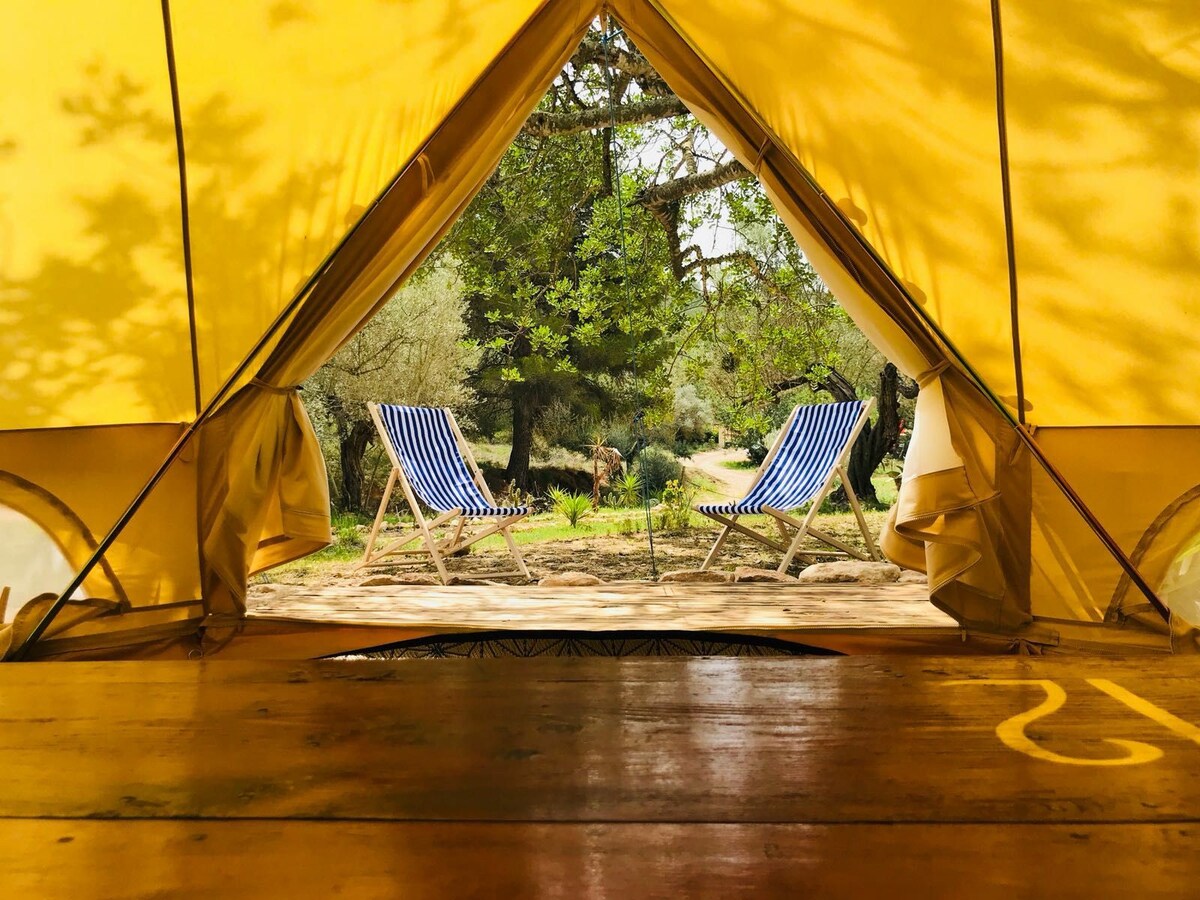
[
  {"xmin": 609, "ymin": 471, "xmax": 644, "ymax": 508},
  {"xmin": 547, "ymin": 486, "xmax": 594, "ymax": 528}
]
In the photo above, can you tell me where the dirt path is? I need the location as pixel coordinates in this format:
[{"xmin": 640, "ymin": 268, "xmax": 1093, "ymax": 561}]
[{"xmin": 686, "ymin": 448, "xmax": 757, "ymax": 500}]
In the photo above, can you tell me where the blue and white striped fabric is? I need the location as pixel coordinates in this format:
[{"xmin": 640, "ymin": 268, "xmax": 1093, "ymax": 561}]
[
  {"xmin": 377, "ymin": 405, "xmax": 527, "ymax": 517},
  {"xmin": 697, "ymin": 401, "xmax": 866, "ymax": 517}
]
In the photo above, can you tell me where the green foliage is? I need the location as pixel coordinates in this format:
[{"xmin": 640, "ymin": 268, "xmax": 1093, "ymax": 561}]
[
  {"xmin": 602, "ymin": 422, "xmax": 642, "ymax": 462},
  {"xmin": 671, "ymin": 384, "xmax": 714, "ymax": 441},
  {"xmin": 537, "ymin": 399, "xmax": 594, "ymax": 451},
  {"xmin": 680, "ymin": 179, "xmax": 855, "ymax": 446},
  {"xmin": 496, "ymin": 481, "xmax": 537, "ymax": 511},
  {"xmin": 305, "ymin": 266, "xmax": 479, "ymax": 512},
  {"xmin": 734, "ymin": 426, "xmax": 770, "ymax": 466},
  {"xmin": 440, "ymin": 109, "xmax": 690, "ymax": 481},
  {"xmin": 633, "ymin": 447, "xmax": 682, "ymax": 498},
  {"xmin": 608, "ymin": 471, "xmax": 644, "ymax": 509},
  {"xmin": 657, "ymin": 478, "xmax": 697, "ymax": 533},
  {"xmin": 547, "ymin": 486, "xmax": 594, "ymax": 528}
]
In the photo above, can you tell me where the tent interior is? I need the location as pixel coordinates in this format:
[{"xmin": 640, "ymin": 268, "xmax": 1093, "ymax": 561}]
[{"xmin": 3, "ymin": 0, "xmax": 1200, "ymax": 660}]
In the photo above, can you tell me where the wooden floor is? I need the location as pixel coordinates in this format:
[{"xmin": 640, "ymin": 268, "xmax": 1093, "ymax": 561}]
[
  {"xmin": 6, "ymin": 655, "xmax": 1200, "ymax": 896},
  {"xmin": 245, "ymin": 581, "xmax": 964, "ymax": 655}
]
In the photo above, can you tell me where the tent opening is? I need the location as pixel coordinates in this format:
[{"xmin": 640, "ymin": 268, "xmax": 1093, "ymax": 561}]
[{"xmin": 5, "ymin": 1, "xmax": 1198, "ymax": 659}]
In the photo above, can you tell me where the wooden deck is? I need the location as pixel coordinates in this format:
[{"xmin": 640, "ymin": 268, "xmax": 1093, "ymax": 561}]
[
  {"xmin": 6, "ymin": 655, "xmax": 1200, "ymax": 895},
  {"xmin": 243, "ymin": 581, "xmax": 971, "ymax": 656}
]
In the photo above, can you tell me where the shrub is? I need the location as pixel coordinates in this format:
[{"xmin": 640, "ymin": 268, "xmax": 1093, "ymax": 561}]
[
  {"xmin": 538, "ymin": 399, "xmax": 595, "ymax": 450},
  {"xmin": 672, "ymin": 384, "xmax": 714, "ymax": 440},
  {"xmin": 608, "ymin": 471, "xmax": 644, "ymax": 508},
  {"xmin": 734, "ymin": 427, "xmax": 770, "ymax": 466},
  {"xmin": 496, "ymin": 480, "xmax": 536, "ymax": 510},
  {"xmin": 658, "ymin": 478, "xmax": 697, "ymax": 533},
  {"xmin": 633, "ymin": 447, "xmax": 683, "ymax": 498},
  {"xmin": 547, "ymin": 486, "xmax": 593, "ymax": 528},
  {"xmin": 603, "ymin": 422, "xmax": 641, "ymax": 462}
]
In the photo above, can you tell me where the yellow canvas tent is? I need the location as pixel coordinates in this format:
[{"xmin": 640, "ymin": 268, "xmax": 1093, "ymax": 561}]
[{"xmin": 2, "ymin": 0, "xmax": 1199, "ymax": 658}]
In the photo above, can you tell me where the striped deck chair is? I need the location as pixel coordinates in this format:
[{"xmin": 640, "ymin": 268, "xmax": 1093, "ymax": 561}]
[
  {"xmin": 697, "ymin": 399, "xmax": 882, "ymax": 574},
  {"xmin": 360, "ymin": 404, "xmax": 531, "ymax": 584}
]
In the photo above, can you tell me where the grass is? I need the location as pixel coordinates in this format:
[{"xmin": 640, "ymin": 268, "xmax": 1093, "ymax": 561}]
[
  {"xmin": 259, "ymin": 456, "xmax": 901, "ymax": 584},
  {"xmin": 719, "ymin": 458, "xmax": 758, "ymax": 471}
]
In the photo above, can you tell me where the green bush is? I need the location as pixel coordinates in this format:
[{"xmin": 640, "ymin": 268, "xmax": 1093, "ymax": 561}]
[
  {"xmin": 547, "ymin": 486, "xmax": 594, "ymax": 528},
  {"xmin": 633, "ymin": 447, "xmax": 682, "ymax": 498},
  {"xmin": 604, "ymin": 423, "xmax": 641, "ymax": 462},
  {"xmin": 658, "ymin": 478, "xmax": 697, "ymax": 533},
  {"xmin": 608, "ymin": 471, "xmax": 644, "ymax": 508}
]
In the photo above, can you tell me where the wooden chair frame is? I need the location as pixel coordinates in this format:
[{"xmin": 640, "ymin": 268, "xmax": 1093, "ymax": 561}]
[
  {"xmin": 698, "ymin": 399, "xmax": 882, "ymax": 575},
  {"xmin": 358, "ymin": 404, "xmax": 531, "ymax": 584}
]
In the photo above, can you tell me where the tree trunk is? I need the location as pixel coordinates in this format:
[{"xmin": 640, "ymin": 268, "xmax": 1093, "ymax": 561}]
[
  {"xmin": 338, "ymin": 419, "xmax": 375, "ymax": 514},
  {"xmin": 506, "ymin": 388, "xmax": 537, "ymax": 490},
  {"xmin": 810, "ymin": 364, "xmax": 910, "ymax": 507}
]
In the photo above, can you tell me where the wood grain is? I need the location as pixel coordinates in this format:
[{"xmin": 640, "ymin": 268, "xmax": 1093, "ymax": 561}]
[
  {"xmin": 248, "ymin": 581, "xmax": 952, "ymax": 632},
  {"xmin": 4, "ymin": 656, "xmax": 1200, "ymax": 824},
  {"xmin": 2, "ymin": 819, "xmax": 1198, "ymax": 899}
]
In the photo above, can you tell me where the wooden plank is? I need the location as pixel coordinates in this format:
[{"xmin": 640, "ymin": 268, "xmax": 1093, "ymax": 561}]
[
  {"xmin": 247, "ymin": 582, "xmax": 953, "ymax": 632},
  {"xmin": 2, "ymin": 819, "xmax": 1198, "ymax": 898},
  {"xmin": 5, "ymin": 657, "xmax": 1200, "ymax": 823}
]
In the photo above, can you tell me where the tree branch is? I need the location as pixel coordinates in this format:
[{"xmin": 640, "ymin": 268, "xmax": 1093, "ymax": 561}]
[
  {"xmin": 523, "ymin": 95, "xmax": 689, "ymax": 138},
  {"xmin": 632, "ymin": 159, "xmax": 750, "ymax": 209}
]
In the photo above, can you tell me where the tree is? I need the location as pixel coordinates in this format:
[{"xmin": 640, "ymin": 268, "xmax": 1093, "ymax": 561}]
[
  {"xmin": 304, "ymin": 266, "xmax": 478, "ymax": 512},
  {"xmin": 518, "ymin": 28, "xmax": 917, "ymax": 504},
  {"xmin": 677, "ymin": 182, "xmax": 917, "ymax": 504},
  {"xmin": 440, "ymin": 123, "xmax": 688, "ymax": 489}
]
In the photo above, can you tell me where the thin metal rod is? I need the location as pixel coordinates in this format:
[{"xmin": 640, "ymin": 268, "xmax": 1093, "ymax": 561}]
[
  {"xmin": 990, "ymin": 0, "xmax": 1025, "ymax": 424},
  {"xmin": 161, "ymin": 0, "xmax": 202, "ymax": 417},
  {"xmin": 602, "ymin": 24, "xmax": 658, "ymax": 579}
]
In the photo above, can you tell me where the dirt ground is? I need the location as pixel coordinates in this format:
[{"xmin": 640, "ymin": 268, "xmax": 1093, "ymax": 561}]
[{"xmin": 264, "ymin": 510, "xmax": 890, "ymax": 587}]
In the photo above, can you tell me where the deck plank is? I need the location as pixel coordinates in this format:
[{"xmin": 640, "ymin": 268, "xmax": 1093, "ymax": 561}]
[
  {"xmin": 3, "ymin": 657, "xmax": 1200, "ymax": 824},
  {"xmin": 247, "ymin": 581, "xmax": 952, "ymax": 632},
  {"xmin": 2, "ymin": 819, "xmax": 1197, "ymax": 898}
]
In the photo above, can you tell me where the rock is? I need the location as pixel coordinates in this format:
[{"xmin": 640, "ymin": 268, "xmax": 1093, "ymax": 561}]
[
  {"xmin": 246, "ymin": 583, "xmax": 293, "ymax": 602},
  {"xmin": 897, "ymin": 570, "xmax": 928, "ymax": 585},
  {"xmin": 796, "ymin": 561, "xmax": 902, "ymax": 585},
  {"xmin": 357, "ymin": 574, "xmax": 440, "ymax": 587},
  {"xmin": 539, "ymin": 572, "xmax": 604, "ymax": 587},
  {"xmin": 447, "ymin": 574, "xmax": 522, "ymax": 586},
  {"xmin": 732, "ymin": 566, "xmax": 797, "ymax": 584},
  {"xmin": 658, "ymin": 569, "xmax": 731, "ymax": 584}
]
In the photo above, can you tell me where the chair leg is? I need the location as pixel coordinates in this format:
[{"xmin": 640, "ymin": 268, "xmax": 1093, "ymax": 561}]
[
  {"xmin": 776, "ymin": 473, "xmax": 839, "ymax": 574},
  {"xmin": 420, "ymin": 522, "xmax": 451, "ymax": 584},
  {"xmin": 445, "ymin": 515, "xmax": 467, "ymax": 557},
  {"xmin": 359, "ymin": 468, "xmax": 398, "ymax": 569},
  {"xmin": 500, "ymin": 525, "xmax": 530, "ymax": 580},
  {"xmin": 839, "ymin": 465, "xmax": 881, "ymax": 560},
  {"xmin": 701, "ymin": 515, "xmax": 737, "ymax": 570}
]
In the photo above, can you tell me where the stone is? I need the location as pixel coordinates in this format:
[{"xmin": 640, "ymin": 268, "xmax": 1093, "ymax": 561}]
[
  {"xmin": 658, "ymin": 569, "xmax": 731, "ymax": 584},
  {"xmin": 538, "ymin": 572, "xmax": 604, "ymax": 587},
  {"xmin": 796, "ymin": 561, "xmax": 902, "ymax": 585},
  {"xmin": 357, "ymin": 574, "xmax": 440, "ymax": 587},
  {"xmin": 732, "ymin": 566, "xmax": 797, "ymax": 584},
  {"xmin": 447, "ymin": 575, "xmax": 522, "ymax": 586},
  {"xmin": 246, "ymin": 583, "xmax": 293, "ymax": 602},
  {"xmin": 897, "ymin": 570, "xmax": 928, "ymax": 585}
]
